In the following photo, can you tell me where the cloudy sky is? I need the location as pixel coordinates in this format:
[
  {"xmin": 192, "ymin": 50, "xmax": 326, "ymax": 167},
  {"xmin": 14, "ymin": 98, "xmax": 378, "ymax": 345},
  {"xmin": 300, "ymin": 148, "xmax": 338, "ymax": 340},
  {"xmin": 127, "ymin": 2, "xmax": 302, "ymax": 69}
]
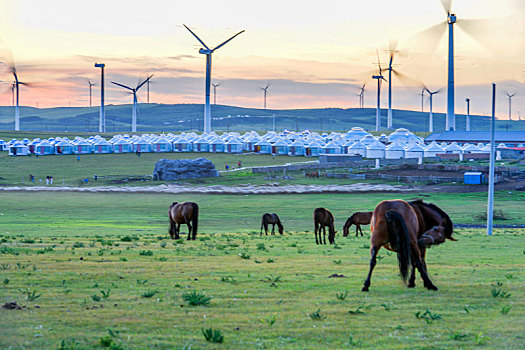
[{"xmin": 0, "ymin": 0, "xmax": 524, "ymax": 119}]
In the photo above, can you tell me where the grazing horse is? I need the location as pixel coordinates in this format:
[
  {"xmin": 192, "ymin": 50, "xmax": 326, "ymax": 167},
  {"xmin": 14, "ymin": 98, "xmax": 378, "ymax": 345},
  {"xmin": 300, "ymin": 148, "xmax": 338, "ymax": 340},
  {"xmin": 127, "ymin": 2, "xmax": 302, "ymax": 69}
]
[
  {"xmin": 314, "ymin": 208, "xmax": 337, "ymax": 244},
  {"xmin": 361, "ymin": 199, "xmax": 455, "ymax": 292},
  {"xmin": 343, "ymin": 211, "xmax": 373, "ymax": 237},
  {"xmin": 260, "ymin": 213, "xmax": 284, "ymax": 235},
  {"xmin": 168, "ymin": 202, "xmax": 199, "ymax": 240}
]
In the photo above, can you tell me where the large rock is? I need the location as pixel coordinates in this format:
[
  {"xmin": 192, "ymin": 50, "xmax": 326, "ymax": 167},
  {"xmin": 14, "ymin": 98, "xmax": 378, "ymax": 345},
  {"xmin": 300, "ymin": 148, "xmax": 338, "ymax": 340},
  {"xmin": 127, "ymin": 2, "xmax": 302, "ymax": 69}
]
[{"xmin": 153, "ymin": 158, "xmax": 219, "ymax": 180}]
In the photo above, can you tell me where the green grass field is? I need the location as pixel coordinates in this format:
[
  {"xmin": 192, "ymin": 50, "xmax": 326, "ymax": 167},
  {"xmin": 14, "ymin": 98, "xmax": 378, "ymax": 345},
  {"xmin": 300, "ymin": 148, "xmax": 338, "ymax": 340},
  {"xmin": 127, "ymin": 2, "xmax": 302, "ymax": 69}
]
[{"xmin": 1, "ymin": 191, "xmax": 524, "ymax": 349}]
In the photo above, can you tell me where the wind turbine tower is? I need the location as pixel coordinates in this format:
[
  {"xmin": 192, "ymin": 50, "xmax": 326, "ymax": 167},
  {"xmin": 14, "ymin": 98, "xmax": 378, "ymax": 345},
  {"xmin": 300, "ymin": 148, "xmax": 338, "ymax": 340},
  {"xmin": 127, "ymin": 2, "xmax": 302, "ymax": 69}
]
[
  {"xmin": 465, "ymin": 98, "xmax": 471, "ymax": 131},
  {"xmin": 505, "ymin": 91, "xmax": 516, "ymax": 121},
  {"xmin": 359, "ymin": 83, "xmax": 366, "ymax": 108},
  {"xmin": 10, "ymin": 68, "xmax": 27, "ymax": 131},
  {"xmin": 426, "ymin": 88, "xmax": 442, "ymax": 133},
  {"xmin": 184, "ymin": 24, "xmax": 245, "ymax": 133},
  {"xmin": 94, "ymin": 63, "xmax": 105, "ymax": 133},
  {"xmin": 212, "ymin": 82, "xmax": 220, "ymax": 105},
  {"xmin": 261, "ymin": 84, "xmax": 270, "ymax": 109},
  {"xmin": 444, "ymin": 4, "xmax": 456, "ymax": 131},
  {"xmin": 111, "ymin": 75, "xmax": 153, "ymax": 132},
  {"xmin": 372, "ymin": 54, "xmax": 386, "ymax": 131},
  {"xmin": 419, "ymin": 88, "xmax": 425, "ymax": 112},
  {"xmin": 88, "ymin": 80, "xmax": 95, "ymax": 108}
]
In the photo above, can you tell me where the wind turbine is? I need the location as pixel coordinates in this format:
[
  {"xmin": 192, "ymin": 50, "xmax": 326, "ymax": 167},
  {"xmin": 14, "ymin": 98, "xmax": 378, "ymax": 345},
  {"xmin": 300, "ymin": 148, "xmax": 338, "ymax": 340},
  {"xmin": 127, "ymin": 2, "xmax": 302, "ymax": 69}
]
[
  {"xmin": 372, "ymin": 52, "xmax": 387, "ymax": 132},
  {"xmin": 382, "ymin": 42, "xmax": 400, "ymax": 129},
  {"xmin": 88, "ymin": 80, "xmax": 95, "ymax": 108},
  {"xmin": 212, "ymin": 82, "xmax": 220, "ymax": 105},
  {"xmin": 358, "ymin": 83, "xmax": 366, "ymax": 108},
  {"xmin": 425, "ymin": 87, "xmax": 442, "ymax": 133},
  {"xmin": 465, "ymin": 98, "xmax": 471, "ymax": 131},
  {"xmin": 10, "ymin": 66, "xmax": 28, "ymax": 131},
  {"xmin": 146, "ymin": 77, "xmax": 153, "ymax": 104},
  {"xmin": 505, "ymin": 91, "xmax": 516, "ymax": 121},
  {"xmin": 183, "ymin": 24, "xmax": 245, "ymax": 133},
  {"xmin": 419, "ymin": 88, "xmax": 425, "ymax": 112},
  {"xmin": 111, "ymin": 75, "xmax": 153, "ymax": 132},
  {"xmin": 260, "ymin": 83, "xmax": 270, "ymax": 109}
]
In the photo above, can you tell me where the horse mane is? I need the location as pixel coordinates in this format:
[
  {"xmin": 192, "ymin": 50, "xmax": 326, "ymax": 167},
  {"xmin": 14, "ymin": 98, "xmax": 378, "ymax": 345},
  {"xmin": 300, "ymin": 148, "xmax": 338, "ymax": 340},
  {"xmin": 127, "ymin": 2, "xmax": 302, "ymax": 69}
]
[{"xmin": 411, "ymin": 200, "xmax": 454, "ymax": 239}]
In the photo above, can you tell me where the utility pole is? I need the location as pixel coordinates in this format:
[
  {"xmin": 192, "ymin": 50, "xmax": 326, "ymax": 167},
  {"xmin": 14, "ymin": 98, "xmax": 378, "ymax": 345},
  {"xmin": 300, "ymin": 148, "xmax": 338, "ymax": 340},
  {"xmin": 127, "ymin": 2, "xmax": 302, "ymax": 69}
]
[
  {"xmin": 487, "ymin": 83, "xmax": 496, "ymax": 236},
  {"xmin": 94, "ymin": 63, "xmax": 105, "ymax": 133},
  {"xmin": 465, "ymin": 98, "xmax": 470, "ymax": 131}
]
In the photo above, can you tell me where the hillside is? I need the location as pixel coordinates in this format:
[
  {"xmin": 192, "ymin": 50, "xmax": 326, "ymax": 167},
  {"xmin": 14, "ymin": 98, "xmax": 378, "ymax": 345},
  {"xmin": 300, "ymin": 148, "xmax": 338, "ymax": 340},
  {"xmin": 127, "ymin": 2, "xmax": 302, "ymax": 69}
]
[{"xmin": 0, "ymin": 103, "xmax": 523, "ymax": 133}]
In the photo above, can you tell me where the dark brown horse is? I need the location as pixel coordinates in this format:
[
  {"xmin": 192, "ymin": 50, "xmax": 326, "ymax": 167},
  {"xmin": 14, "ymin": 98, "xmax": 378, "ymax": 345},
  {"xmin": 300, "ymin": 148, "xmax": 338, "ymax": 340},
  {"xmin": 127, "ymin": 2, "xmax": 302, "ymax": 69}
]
[
  {"xmin": 343, "ymin": 211, "xmax": 373, "ymax": 237},
  {"xmin": 260, "ymin": 213, "xmax": 284, "ymax": 235},
  {"xmin": 361, "ymin": 199, "xmax": 455, "ymax": 292},
  {"xmin": 168, "ymin": 202, "xmax": 199, "ymax": 240},
  {"xmin": 314, "ymin": 208, "xmax": 337, "ymax": 245}
]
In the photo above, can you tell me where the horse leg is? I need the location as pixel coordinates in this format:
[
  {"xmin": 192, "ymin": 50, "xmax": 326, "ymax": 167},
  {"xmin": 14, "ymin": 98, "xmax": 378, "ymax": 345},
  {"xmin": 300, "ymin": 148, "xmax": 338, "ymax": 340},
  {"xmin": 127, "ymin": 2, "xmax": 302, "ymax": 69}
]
[
  {"xmin": 411, "ymin": 243, "xmax": 437, "ymax": 290},
  {"xmin": 408, "ymin": 247, "xmax": 426, "ymax": 288},
  {"xmin": 359, "ymin": 225, "xmax": 364, "ymax": 237},
  {"xmin": 169, "ymin": 219, "xmax": 175, "ymax": 239},
  {"xmin": 322, "ymin": 226, "xmax": 327, "ymax": 244},
  {"xmin": 175, "ymin": 223, "xmax": 180, "ymax": 239},
  {"xmin": 186, "ymin": 220, "xmax": 192, "ymax": 240},
  {"xmin": 362, "ymin": 245, "xmax": 380, "ymax": 292},
  {"xmin": 314, "ymin": 223, "xmax": 319, "ymax": 245},
  {"xmin": 271, "ymin": 223, "xmax": 275, "ymax": 235}
]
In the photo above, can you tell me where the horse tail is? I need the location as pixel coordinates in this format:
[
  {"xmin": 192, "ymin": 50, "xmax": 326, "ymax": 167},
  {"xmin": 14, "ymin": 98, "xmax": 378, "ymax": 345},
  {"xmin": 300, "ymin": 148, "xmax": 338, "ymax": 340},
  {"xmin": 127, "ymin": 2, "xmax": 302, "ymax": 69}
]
[
  {"xmin": 385, "ymin": 211, "xmax": 411, "ymax": 284},
  {"xmin": 191, "ymin": 203, "xmax": 199, "ymax": 239}
]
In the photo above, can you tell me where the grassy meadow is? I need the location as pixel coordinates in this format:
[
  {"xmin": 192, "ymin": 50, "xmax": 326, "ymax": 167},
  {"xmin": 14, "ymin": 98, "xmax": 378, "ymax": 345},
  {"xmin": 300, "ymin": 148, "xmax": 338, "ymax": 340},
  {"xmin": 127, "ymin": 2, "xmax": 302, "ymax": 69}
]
[{"xmin": 1, "ymin": 191, "xmax": 524, "ymax": 349}]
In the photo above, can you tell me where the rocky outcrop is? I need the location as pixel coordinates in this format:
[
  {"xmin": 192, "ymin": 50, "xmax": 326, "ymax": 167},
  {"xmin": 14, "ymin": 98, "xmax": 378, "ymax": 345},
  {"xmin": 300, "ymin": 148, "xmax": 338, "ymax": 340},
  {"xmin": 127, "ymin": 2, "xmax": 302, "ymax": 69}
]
[{"xmin": 153, "ymin": 158, "xmax": 218, "ymax": 180}]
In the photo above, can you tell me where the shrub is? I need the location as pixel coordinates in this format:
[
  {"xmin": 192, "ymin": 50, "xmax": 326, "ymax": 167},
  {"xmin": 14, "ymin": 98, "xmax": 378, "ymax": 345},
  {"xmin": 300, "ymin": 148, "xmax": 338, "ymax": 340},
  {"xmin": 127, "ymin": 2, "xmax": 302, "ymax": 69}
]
[
  {"xmin": 73, "ymin": 242, "xmax": 84, "ymax": 248},
  {"xmin": 182, "ymin": 290, "xmax": 211, "ymax": 306},
  {"xmin": 141, "ymin": 290, "xmax": 159, "ymax": 298},
  {"xmin": 309, "ymin": 309, "xmax": 326, "ymax": 320},
  {"xmin": 139, "ymin": 250, "xmax": 153, "ymax": 256},
  {"xmin": 201, "ymin": 328, "xmax": 223, "ymax": 343}
]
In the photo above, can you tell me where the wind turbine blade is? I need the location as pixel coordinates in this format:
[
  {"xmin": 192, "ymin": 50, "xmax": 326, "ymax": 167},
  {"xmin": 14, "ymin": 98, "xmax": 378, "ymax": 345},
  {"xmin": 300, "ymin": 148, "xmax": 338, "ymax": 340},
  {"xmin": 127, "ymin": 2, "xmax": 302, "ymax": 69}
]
[
  {"xmin": 183, "ymin": 24, "xmax": 211, "ymax": 50},
  {"xmin": 405, "ymin": 22, "xmax": 447, "ymax": 54},
  {"xmin": 456, "ymin": 17, "xmax": 523, "ymax": 54},
  {"xmin": 440, "ymin": 0, "xmax": 453, "ymax": 14},
  {"xmin": 111, "ymin": 81, "xmax": 134, "ymax": 90},
  {"xmin": 212, "ymin": 30, "xmax": 245, "ymax": 51},
  {"xmin": 392, "ymin": 69, "xmax": 420, "ymax": 86},
  {"xmin": 376, "ymin": 50, "xmax": 382, "ymax": 72},
  {"xmin": 136, "ymin": 75, "xmax": 153, "ymax": 91}
]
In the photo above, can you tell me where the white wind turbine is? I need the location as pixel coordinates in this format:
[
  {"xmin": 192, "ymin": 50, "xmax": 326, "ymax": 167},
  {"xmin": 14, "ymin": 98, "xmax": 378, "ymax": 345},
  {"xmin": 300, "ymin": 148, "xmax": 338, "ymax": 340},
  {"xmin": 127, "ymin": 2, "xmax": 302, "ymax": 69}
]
[
  {"xmin": 371, "ymin": 51, "xmax": 387, "ymax": 131},
  {"xmin": 505, "ymin": 91, "xmax": 516, "ymax": 121},
  {"xmin": 212, "ymin": 82, "xmax": 220, "ymax": 105},
  {"xmin": 260, "ymin": 83, "xmax": 270, "ymax": 109},
  {"xmin": 88, "ymin": 80, "xmax": 95, "ymax": 108},
  {"xmin": 184, "ymin": 24, "xmax": 245, "ymax": 133},
  {"xmin": 10, "ymin": 65, "xmax": 29, "ymax": 131},
  {"xmin": 358, "ymin": 83, "xmax": 366, "ymax": 108},
  {"xmin": 425, "ymin": 87, "xmax": 443, "ymax": 133},
  {"xmin": 111, "ymin": 75, "xmax": 153, "ymax": 132}
]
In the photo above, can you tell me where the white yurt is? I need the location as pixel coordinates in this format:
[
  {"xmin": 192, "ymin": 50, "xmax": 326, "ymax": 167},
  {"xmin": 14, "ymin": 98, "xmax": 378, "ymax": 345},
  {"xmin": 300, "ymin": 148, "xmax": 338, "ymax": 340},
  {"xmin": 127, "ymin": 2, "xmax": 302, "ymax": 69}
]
[
  {"xmin": 35, "ymin": 140, "xmax": 56, "ymax": 155},
  {"xmin": 404, "ymin": 143, "xmax": 425, "ymax": 159},
  {"xmin": 243, "ymin": 136, "xmax": 261, "ymax": 152},
  {"xmin": 444, "ymin": 142, "xmax": 463, "ymax": 154},
  {"xmin": 385, "ymin": 141, "xmax": 405, "ymax": 159},
  {"xmin": 288, "ymin": 140, "xmax": 306, "ymax": 156},
  {"xmin": 8, "ymin": 142, "xmax": 29, "ymax": 156},
  {"xmin": 347, "ymin": 140, "xmax": 366, "ymax": 157},
  {"xmin": 0, "ymin": 140, "xmax": 7, "ymax": 151},
  {"xmin": 254, "ymin": 139, "xmax": 272, "ymax": 154},
  {"xmin": 27, "ymin": 139, "xmax": 41, "ymax": 154},
  {"xmin": 173, "ymin": 138, "xmax": 192, "ymax": 152},
  {"xmin": 387, "ymin": 128, "xmax": 422, "ymax": 144},
  {"xmin": 345, "ymin": 127, "xmax": 371, "ymax": 141},
  {"xmin": 151, "ymin": 138, "xmax": 172, "ymax": 153},
  {"xmin": 92, "ymin": 139, "xmax": 113, "ymax": 154},
  {"xmin": 305, "ymin": 141, "xmax": 323, "ymax": 157},
  {"xmin": 360, "ymin": 134, "xmax": 378, "ymax": 146},
  {"xmin": 73, "ymin": 139, "xmax": 94, "ymax": 154},
  {"xmin": 462, "ymin": 144, "xmax": 481, "ymax": 154},
  {"xmin": 54, "ymin": 140, "xmax": 74, "ymax": 155},
  {"xmin": 271, "ymin": 139, "xmax": 289, "ymax": 155},
  {"xmin": 424, "ymin": 142, "xmax": 444, "ymax": 157},
  {"xmin": 132, "ymin": 139, "xmax": 152, "ymax": 153},
  {"xmin": 112, "ymin": 138, "xmax": 133, "ymax": 153},
  {"xmin": 341, "ymin": 140, "xmax": 355, "ymax": 154},
  {"xmin": 322, "ymin": 141, "xmax": 341, "ymax": 154},
  {"xmin": 365, "ymin": 140, "xmax": 386, "ymax": 158},
  {"xmin": 192, "ymin": 137, "xmax": 210, "ymax": 152},
  {"xmin": 209, "ymin": 138, "xmax": 225, "ymax": 153},
  {"xmin": 224, "ymin": 138, "xmax": 243, "ymax": 153}
]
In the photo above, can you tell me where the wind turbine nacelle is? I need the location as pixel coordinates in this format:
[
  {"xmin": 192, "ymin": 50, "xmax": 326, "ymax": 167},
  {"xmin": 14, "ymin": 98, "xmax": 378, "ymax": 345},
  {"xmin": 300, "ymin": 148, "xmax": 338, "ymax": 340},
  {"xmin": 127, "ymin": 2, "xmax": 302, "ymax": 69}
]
[
  {"xmin": 447, "ymin": 14, "xmax": 456, "ymax": 24},
  {"xmin": 199, "ymin": 48, "xmax": 213, "ymax": 54},
  {"xmin": 95, "ymin": 63, "xmax": 105, "ymax": 68}
]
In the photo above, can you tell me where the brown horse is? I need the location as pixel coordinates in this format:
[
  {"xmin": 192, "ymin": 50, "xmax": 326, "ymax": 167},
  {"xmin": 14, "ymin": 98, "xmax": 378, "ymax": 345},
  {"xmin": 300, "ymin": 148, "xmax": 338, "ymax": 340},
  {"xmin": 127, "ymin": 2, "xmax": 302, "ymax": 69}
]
[
  {"xmin": 260, "ymin": 213, "xmax": 284, "ymax": 235},
  {"xmin": 361, "ymin": 199, "xmax": 455, "ymax": 292},
  {"xmin": 168, "ymin": 202, "xmax": 199, "ymax": 240},
  {"xmin": 343, "ymin": 211, "xmax": 373, "ymax": 237},
  {"xmin": 314, "ymin": 208, "xmax": 337, "ymax": 244}
]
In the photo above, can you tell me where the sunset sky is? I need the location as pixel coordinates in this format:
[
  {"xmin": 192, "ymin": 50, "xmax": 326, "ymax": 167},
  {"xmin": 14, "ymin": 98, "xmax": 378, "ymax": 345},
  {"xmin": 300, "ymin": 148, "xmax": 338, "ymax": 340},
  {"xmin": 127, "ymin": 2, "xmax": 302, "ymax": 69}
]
[{"xmin": 0, "ymin": 0, "xmax": 523, "ymax": 119}]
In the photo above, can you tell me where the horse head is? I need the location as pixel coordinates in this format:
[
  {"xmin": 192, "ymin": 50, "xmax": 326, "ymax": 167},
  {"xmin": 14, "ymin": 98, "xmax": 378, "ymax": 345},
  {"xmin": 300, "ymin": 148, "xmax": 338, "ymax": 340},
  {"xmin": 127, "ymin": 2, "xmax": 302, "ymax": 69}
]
[
  {"xmin": 410, "ymin": 200, "xmax": 455, "ymax": 241},
  {"xmin": 342, "ymin": 216, "xmax": 354, "ymax": 237}
]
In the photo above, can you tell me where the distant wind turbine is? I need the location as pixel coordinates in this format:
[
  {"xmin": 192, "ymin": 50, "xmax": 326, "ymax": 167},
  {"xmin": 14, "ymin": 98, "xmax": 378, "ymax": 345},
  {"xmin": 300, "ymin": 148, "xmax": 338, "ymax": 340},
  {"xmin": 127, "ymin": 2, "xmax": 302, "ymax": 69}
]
[
  {"xmin": 465, "ymin": 98, "xmax": 471, "ymax": 131},
  {"xmin": 358, "ymin": 83, "xmax": 366, "ymax": 108},
  {"xmin": 146, "ymin": 77, "xmax": 153, "ymax": 104},
  {"xmin": 184, "ymin": 24, "xmax": 245, "ymax": 133},
  {"xmin": 260, "ymin": 83, "xmax": 270, "ymax": 109},
  {"xmin": 212, "ymin": 82, "xmax": 220, "ymax": 105},
  {"xmin": 88, "ymin": 80, "xmax": 95, "ymax": 108},
  {"xmin": 425, "ymin": 87, "xmax": 443, "ymax": 133},
  {"xmin": 505, "ymin": 91, "xmax": 516, "ymax": 121},
  {"xmin": 382, "ymin": 42, "xmax": 400, "ymax": 129},
  {"xmin": 10, "ymin": 65, "xmax": 29, "ymax": 131},
  {"xmin": 419, "ymin": 88, "xmax": 425, "ymax": 112},
  {"xmin": 111, "ymin": 75, "xmax": 153, "ymax": 132},
  {"xmin": 372, "ymin": 51, "xmax": 387, "ymax": 131}
]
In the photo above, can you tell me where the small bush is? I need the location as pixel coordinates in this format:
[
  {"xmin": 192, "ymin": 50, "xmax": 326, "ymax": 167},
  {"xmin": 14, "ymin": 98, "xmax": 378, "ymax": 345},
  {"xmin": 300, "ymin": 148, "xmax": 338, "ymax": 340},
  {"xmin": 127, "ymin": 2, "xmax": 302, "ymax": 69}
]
[
  {"xmin": 22, "ymin": 289, "xmax": 41, "ymax": 301},
  {"xmin": 141, "ymin": 290, "xmax": 159, "ymax": 298},
  {"xmin": 182, "ymin": 290, "xmax": 211, "ymax": 306},
  {"xmin": 309, "ymin": 309, "xmax": 326, "ymax": 320},
  {"xmin": 139, "ymin": 250, "xmax": 153, "ymax": 256},
  {"xmin": 73, "ymin": 242, "xmax": 84, "ymax": 248},
  {"xmin": 415, "ymin": 308, "xmax": 442, "ymax": 324},
  {"xmin": 336, "ymin": 291, "xmax": 348, "ymax": 301},
  {"xmin": 201, "ymin": 328, "xmax": 223, "ymax": 343},
  {"xmin": 238, "ymin": 252, "xmax": 250, "ymax": 260}
]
